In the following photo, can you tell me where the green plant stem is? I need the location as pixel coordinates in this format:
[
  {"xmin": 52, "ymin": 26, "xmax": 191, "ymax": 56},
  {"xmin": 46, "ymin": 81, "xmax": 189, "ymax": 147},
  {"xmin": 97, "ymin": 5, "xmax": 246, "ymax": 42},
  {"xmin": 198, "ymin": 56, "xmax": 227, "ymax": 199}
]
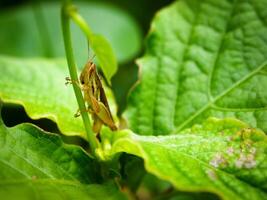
[{"xmin": 61, "ymin": 3, "xmax": 99, "ymax": 154}]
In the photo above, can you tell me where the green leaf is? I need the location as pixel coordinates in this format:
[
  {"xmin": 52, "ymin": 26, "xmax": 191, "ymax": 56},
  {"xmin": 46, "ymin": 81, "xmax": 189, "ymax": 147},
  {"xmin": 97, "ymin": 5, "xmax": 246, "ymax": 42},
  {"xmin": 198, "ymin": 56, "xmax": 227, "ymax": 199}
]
[
  {"xmin": 110, "ymin": 118, "xmax": 267, "ymax": 200},
  {"xmin": 0, "ymin": 1, "xmax": 142, "ymax": 65},
  {"xmin": 0, "ymin": 102, "xmax": 100, "ymax": 183},
  {"xmin": 0, "ymin": 106, "xmax": 126, "ymax": 200},
  {"xmin": 124, "ymin": 0, "xmax": 267, "ymax": 135},
  {"xmin": 0, "ymin": 55, "xmax": 117, "ymax": 138},
  {"xmin": 0, "ymin": 180, "xmax": 126, "ymax": 200},
  {"xmin": 90, "ymin": 34, "xmax": 117, "ymax": 85}
]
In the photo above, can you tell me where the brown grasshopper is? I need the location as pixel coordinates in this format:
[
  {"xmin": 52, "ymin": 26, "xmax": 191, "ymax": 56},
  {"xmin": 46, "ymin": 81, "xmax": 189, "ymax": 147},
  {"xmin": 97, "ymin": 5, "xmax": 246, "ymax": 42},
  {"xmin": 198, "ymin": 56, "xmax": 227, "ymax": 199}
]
[{"xmin": 66, "ymin": 61, "xmax": 117, "ymax": 134}]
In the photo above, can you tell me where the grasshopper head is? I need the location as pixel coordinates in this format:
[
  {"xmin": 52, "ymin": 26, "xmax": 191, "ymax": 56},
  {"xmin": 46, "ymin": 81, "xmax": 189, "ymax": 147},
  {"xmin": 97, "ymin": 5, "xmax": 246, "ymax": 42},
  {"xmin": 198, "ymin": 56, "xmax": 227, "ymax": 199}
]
[{"xmin": 79, "ymin": 61, "xmax": 96, "ymax": 85}]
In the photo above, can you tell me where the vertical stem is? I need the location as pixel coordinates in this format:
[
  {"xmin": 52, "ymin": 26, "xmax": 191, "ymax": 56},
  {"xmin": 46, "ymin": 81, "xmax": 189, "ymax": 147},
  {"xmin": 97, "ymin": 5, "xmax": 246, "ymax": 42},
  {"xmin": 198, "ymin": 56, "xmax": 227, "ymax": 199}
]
[{"xmin": 61, "ymin": 3, "xmax": 99, "ymax": 154}]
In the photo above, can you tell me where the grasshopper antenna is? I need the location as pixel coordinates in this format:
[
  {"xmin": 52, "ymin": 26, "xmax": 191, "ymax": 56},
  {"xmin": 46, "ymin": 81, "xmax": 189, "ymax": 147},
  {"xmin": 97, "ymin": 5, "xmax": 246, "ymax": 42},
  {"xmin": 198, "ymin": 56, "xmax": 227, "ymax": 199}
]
[
  {"xmin": 87, "ymin": 39, "xmax": 90, "ymax": 60},
  {"xmin": 87, "ymin": 39, "xmax": 96, "ymax": 62}
]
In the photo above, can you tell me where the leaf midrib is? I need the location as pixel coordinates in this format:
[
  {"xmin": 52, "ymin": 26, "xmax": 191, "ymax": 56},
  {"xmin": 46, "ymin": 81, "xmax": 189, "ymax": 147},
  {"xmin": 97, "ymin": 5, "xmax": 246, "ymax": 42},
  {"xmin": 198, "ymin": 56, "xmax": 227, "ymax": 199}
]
[
  {"xmin": 172, "ymin": 1, "xmax": 202, "ymax": 133},
  {"xmin": 174, "ymin": 0, "xmax": 236, "ymax": 131},
  {"xmin": 0, "ymin": 159, "xmax": 30, "ymax": 178},
  {"xmin": 0, "ymin": 178, "xmax": 80, "ymax": 186}
]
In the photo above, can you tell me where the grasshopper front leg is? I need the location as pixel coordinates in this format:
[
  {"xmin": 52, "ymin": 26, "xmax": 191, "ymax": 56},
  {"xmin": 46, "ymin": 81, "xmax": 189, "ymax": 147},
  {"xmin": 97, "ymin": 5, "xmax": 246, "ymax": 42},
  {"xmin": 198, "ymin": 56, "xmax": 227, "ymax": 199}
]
[{"xmin": 65, "ymin": 77, "xmax": 85, "ymax": 90}]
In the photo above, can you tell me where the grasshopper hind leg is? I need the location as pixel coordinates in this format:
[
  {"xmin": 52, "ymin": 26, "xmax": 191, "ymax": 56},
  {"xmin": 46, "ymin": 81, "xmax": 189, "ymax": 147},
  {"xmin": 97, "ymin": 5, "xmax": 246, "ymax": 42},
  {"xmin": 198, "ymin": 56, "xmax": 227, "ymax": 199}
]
[{"xmin": 92, "ymin": 114, "xmax": 103, "ymax": 136}]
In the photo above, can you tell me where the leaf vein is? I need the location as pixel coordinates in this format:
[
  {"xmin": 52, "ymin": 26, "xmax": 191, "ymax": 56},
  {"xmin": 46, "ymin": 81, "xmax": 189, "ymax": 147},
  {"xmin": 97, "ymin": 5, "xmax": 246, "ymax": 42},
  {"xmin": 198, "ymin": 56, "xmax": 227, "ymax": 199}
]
[{"xmin": 176, "ymin": 60, "xmax": 267, "ymax": 132}]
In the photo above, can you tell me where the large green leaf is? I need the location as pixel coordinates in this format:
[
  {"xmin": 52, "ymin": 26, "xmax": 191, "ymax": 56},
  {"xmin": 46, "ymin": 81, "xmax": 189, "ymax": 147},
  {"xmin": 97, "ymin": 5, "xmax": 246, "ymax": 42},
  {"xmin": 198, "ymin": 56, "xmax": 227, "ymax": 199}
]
[
  {"xmin": 0, "ymin": 180, "xmax": 126, "ymax": 200},
  {"xmin": 109, "ymin": 118, "xmax": 267, "ymax": 200},
  {"xmin": 0, "ymin": 104, "xmax": 126, "ymax": 200},
  {"xmin": 0, "ymin": 55, "xmax": 117, "ymax": 139},
  {"xmin": 0, "ymin": 105, "xmax": 100, "ymax": 183},
  {"xmin": 0, "ymin": 1, "xmax": 142, "ymax": 65},
  {"xmin": 125, "ymin": 0, "xmax": 267, "ymax": 135}
]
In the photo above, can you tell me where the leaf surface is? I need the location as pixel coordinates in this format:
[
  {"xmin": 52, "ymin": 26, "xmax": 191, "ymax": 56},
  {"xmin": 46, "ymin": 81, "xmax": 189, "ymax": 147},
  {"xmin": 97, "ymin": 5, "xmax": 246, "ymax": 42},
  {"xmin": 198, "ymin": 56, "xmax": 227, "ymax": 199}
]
[
  {"xmin": 0, "ymin": 180, "xmax": 126, "ymax": 200},
  {"xmin": 109, "ymin": 118, "xmax": 267, "ymax": 200},
  {"xmin": 0, "ymin": 105, "xmax": 100, "ymax": 183},
  {"xmin": 0, "ymin": 106, "xmax": 126, "ymax": 200},
  {"xmin": 0, "ymin": 56, "xmax": 117, "ymax": 138},
  {"xmin": 125, "ymin": 0, "xmax": 267, "ymax": 135}
]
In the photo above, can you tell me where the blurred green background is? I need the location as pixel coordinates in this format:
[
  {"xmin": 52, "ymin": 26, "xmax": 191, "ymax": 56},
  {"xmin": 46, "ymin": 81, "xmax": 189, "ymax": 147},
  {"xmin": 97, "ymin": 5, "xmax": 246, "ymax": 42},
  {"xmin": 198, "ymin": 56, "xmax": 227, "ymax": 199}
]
[{"xmin": 0, "ymin": 0, "xmax": 173, "ymax": 116}]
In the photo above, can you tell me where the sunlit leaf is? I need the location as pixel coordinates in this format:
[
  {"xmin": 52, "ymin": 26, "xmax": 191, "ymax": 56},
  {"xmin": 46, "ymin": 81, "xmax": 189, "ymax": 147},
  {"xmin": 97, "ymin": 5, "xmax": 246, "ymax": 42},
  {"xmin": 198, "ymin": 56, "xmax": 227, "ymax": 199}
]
[
  {"xmin": 125, "ymin": 0, "xmax": 267, "ymax": 135},
  {"xmin": 0, "ymin": 55, "xmax": 117, "ymax": 138},
  {"xmin": 109, "ymin": 118, "xmax": 267, "ymax": 200}
]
